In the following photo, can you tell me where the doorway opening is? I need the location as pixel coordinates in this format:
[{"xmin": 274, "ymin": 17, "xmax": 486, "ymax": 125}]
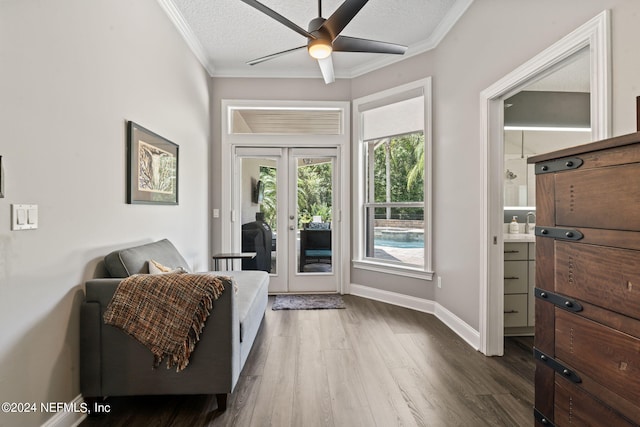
[
  {"xmin": 220, "ymin": 100, "xmax": 350, "ymax": 295},
  {"xmin": 479, "ymin": 11, "xmax": 611, "ymax": 356},
  {"xmin": 502, "ymin": 47, "xmax": 592, "ymax": 338},
  {"xmin": 236, "ymin": 147, "xmax": 339, "ymax": 294}
]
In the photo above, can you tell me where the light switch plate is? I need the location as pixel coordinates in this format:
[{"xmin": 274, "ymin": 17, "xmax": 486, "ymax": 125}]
[{"xmin": 12, "ymin": 204, "xmax": 38, "ymax": 230}]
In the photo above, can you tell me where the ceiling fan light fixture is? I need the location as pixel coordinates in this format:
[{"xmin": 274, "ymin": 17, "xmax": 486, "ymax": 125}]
[
  {"xmin": 308, "ymin": 39, "xmax": 332, "ymax": 59},
  {"xmin": 242, "ymin": 0, "xmax": 407, "ymax": 84}
]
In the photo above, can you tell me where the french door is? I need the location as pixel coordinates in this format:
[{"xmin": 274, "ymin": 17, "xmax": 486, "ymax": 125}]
[{"xmin": 234, "ymin": 147, "xmax": 339, "ymax": 293}]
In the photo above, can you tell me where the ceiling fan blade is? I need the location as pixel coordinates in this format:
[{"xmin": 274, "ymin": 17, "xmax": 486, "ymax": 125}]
[
  {"xmin": 240, "ymin": 0, "xmax": 316, "ymax": 40},
  {"xmin": 247, "ymin": 45, "xmax": 307, "ymax": 65},
  {"xmin": 333, "ymin": 35, "xmax": 407, "ymax": 55},
  {"xmin": 322, "ymin": 0, "xmax": 369, "ymax": 40},
  {"xmin": 317, "ymin": 55, "xmax": 335, "ymax": 84}
]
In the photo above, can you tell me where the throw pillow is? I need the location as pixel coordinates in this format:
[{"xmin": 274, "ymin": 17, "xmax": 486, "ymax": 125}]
[{"xmin": 149, "ymin": 259, "xmax": 186, "ymax": 275}]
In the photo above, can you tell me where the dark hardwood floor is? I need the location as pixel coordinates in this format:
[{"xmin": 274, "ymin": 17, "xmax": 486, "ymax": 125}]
[{"xmin": 81, "ymin": 295, "xmax": 534, "ymax": 426}]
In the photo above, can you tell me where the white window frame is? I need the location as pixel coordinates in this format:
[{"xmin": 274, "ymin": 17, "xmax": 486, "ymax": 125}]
[{"xmin": 352, "ymin": 78, "xmax": 433, "ymax": 280}]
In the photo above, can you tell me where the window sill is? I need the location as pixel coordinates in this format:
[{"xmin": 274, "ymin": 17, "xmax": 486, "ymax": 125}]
[{"xmin": 352, "ymin": 259, "xmax": 434, "ymax": 281}]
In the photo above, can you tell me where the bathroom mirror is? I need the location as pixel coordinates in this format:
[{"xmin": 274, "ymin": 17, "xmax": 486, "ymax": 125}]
[{"xmin": 503, "ymin": 129, "xmax": 591, "ymax": 207}]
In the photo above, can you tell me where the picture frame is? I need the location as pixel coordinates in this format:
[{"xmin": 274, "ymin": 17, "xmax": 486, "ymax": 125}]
[
  {"xmin": 127, "ymin": 121, "xmax": 178, "ymax": 205},
  {"xmin": 252, "ymin": 179, "xmax": 264, "ymax": 204}
]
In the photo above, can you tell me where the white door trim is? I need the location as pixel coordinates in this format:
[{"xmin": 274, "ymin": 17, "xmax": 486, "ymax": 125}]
[{"xmin": 479, "ymin": 10, "xmax": 611, "ymax": 356}]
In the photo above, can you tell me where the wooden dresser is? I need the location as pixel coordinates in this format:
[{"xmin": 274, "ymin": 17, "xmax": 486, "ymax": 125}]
[{"xmin": 528, "ymin": 130, "xmax": 640, "ymax": 426}]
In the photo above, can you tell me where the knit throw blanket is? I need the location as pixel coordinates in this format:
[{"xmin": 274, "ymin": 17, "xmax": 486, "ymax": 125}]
[{"xmin": 103, "ymin": 272, "xmax": 230, "ymax": 372}]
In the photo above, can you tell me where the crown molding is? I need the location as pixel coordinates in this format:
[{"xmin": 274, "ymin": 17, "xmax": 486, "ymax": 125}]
[
  {"xmin": 160, "ymin": 0, "xmax": 474, "ymax": 81},
  {"xmin": 157, "ymin": 0, "xmax": 216, "ymax": 76},
  {"xmin": 347, "ymin": 0, "xmax": 474, "ymax": 78}
]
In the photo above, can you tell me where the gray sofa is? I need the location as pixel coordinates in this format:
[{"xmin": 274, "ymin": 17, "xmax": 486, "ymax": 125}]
[{"xmin": 80, "ymin": 239, "xmax": 269, "ymax": 411}]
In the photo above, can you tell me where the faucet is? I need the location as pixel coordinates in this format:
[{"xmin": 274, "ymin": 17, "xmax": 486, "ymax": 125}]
[{"xmin": 526, "ymin": 212, "xmax": 536, "ymax": 234}]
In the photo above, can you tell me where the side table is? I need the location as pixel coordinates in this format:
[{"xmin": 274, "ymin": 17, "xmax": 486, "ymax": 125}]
[{"xmin": 212, "ymin": 252, "xmax": 257, "ymax": 271}]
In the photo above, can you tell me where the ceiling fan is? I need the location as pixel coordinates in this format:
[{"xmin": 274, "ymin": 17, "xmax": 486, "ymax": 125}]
[{"xmin": 240, "ymin": 0, "xmax": 408, "ymax": 84}]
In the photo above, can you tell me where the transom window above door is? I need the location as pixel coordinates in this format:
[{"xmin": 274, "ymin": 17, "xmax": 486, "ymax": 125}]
[{"xmin": 230, "ymin": 108, "xmax": 342, "ymax": 135}]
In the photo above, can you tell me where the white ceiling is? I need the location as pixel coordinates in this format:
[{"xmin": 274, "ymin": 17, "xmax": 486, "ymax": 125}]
[{"xmin": 159, "ymin": 0, "xmax": 474, "ymax": 80}]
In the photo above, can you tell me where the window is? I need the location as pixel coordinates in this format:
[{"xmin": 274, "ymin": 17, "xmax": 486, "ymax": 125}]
[
  {"xmin": 230, "ymin": 108, "xmax": 342, "ymax": 135},
  {"xmin": 353, "ymin": 78, "xmax": 432, "ymax": 278}
]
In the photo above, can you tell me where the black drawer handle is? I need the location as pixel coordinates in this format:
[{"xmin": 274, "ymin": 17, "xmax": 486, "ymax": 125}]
[
  {"xmin": 504, "ymin": 276, "xmax": 520, "ymax": 280},
  {"xmin": 535, "ymin": 156, "xmax": 583, "ymax": 174},
  {"xmin": 535, "ymin": 288, "xmax": 583, "ymax": 312},
  {"xmin": 504, "ymin": 310, "xmax": 519, "ymax": 314},
  {"xmin": 535, "ymin": 226, "xmax": 583, "ymax": 241},
  {"xmin": 534, "ymin": 348, "xmax": 582, "ymax": 383},
  {"xmin": 535, "ymin": 409, "xmax": 555, "ymax": 427},
  {"xmin": 504, "ymin": 250, "xmax": 520, "ymax": 254}
]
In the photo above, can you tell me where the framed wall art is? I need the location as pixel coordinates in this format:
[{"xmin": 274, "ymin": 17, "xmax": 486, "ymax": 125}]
[{"xmin": 127, "ymin": 121, "xmax": 178, "ymax": 205}]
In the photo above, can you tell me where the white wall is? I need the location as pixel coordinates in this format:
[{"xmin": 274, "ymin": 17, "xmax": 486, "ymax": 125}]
[
  {"xmin": 0, "ymin": 0, "xmax": 211, "ymax": 425},
  {"xmin": 352, "ymin": 0, "xmax": 640, "ymax": 330}
]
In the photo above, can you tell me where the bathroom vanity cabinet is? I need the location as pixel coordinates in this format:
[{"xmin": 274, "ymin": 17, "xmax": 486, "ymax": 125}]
[
  {"xmin": 504, "ymin": 241, "xmax": 535, "ymax": 334},
  {"xmin": 529, "ymin": 130, "xmax": 640, "ymax": 426}
]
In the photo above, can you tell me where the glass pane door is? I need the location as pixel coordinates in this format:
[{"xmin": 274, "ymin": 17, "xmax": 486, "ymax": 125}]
[
  {"xmin": 288, "ymin": 148, "xmax": 338, "ymax": 293},
  {"xmin": 236, "ymin": 148, "xmax": 288, "ymax": 293},
  {"xmin": 235, "ymin": 147, "xmax": 339, "ymax": 293},
  {"xmin": 297, "ymin": 156, "xmax": 333, "ymax": 273}
]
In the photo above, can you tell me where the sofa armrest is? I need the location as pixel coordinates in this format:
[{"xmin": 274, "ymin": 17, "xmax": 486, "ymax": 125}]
[
  {"xmin": 80, "ymin": 301, "xmax": 102, "ymax": 397},
  {"xmin": 81, "ymin": 276, "xmax": 241, "ymax": 397},
  {"xmin": 81, "ymin": 279, "xmax": 121, "ymax": 397},
  {"xmin": 84, "ymin": 278, "xmax": 122, "ymax": 305}
]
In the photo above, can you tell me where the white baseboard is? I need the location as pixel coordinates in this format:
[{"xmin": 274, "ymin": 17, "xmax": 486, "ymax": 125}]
[
  {"xmin": 349, "ymin": 283, "xmax": 480, "ymax": 350},
  {"xmin": 40, "ymin": 394, "xmax": 87, "ymax": 427},
  {"xmin": 349, "ymin": 283, "xmax": 436, "ymax": 313},
  {"xmin": 433, "ymin": 300, "xmax": 480, "ymax": 350}
]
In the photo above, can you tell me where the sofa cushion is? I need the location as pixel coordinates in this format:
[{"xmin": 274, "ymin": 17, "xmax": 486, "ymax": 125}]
[
  {"xmin": 231, "ymin": 271, "xmax": 269, "ymax": 342},
  {"xmin": 104, "ymin": 239, "xmax": 191, "ymax": 278}
]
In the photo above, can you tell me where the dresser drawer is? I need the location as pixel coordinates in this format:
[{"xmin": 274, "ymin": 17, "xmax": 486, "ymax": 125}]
[
  {"xmin": 504, "ymin": 242, "xmax": 528, "ymax": 260},
  {"xmin": 554, "ymin": 375, "xmax": 637, "ymax": 427},
  {"xmin": 555, "ymin": 162, "xmax": 640, "ymax": 231},
  {"xmin": 504, "ymin": 294, "xmax": 527, "ymax": 327},
  {"xmin": 531, "ymin": 129, "xmax": 640, "ymax": 426},
  {"xmin": 555, "ymin": 241, "xmax": 640, "ymax": 321},
  {"xmin": 504, "ymin": 260, "xmax": 528, "ymax": 294},
  {"xmin": 555, "ymin": 310, "xmax": 640, "ymax": 421}
]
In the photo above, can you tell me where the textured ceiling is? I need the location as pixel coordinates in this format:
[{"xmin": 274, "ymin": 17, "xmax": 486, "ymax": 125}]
[{"xmin": 160, "ymin": 0, "xmax": 474, "ymax": 80}]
